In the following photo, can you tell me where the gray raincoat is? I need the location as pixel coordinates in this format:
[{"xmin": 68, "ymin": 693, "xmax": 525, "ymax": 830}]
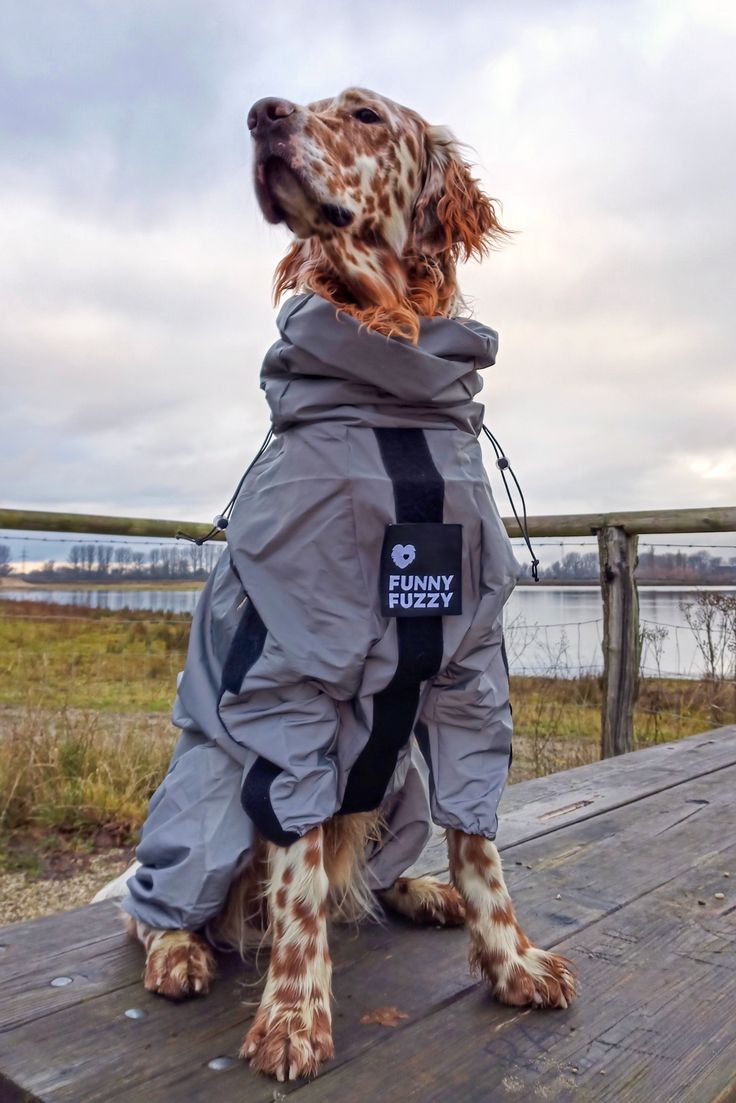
[{"xmin": 123, "ymin": 293, "xmax": 524, "ymax": 932}]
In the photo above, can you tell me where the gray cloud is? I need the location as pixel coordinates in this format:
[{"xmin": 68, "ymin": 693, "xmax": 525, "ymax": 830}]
[{"xmin": 1, "ymin": 0, "xmax": 734, "ymax": 528}]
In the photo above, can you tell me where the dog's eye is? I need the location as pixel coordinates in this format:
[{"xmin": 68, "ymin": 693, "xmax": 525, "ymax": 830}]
[{"xmin": 354, "ymin": 107, "xmax": 382, "ymax": 124}]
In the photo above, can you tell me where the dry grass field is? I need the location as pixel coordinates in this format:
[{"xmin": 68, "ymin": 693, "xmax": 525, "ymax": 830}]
[{"xmin": 1, "ymin": 599, "xmax": 733, "ymax": 922}]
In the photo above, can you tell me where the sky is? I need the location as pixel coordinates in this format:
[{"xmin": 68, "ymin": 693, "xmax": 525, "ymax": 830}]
[{"xmin": 1, "ymin": 0, "xmax": 735, "ymax": 563}]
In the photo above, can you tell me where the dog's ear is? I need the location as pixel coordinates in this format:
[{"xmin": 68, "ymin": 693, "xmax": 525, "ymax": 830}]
[{"xmin": 410, "ymin": 125, "xmax": 507, "ymax": 259}]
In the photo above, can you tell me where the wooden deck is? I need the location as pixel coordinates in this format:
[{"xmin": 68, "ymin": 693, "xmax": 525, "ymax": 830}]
[{"xmin": 1, "ymin": 725, "xmax": 735, "ymax": 1102}]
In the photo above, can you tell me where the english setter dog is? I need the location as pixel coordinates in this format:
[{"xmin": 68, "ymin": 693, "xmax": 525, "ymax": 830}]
[{"xmin": 117, "ymin": 88, "xmax": 576, "ymax": 1082}]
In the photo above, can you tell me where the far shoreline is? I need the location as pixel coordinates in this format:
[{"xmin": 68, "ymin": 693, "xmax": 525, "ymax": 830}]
[
  {"xmin": 1, "ymin": 578, "xmax": 734, "ymax": 593},
  {"xmin": 0, "ymin": 578, "xmax": 204, "ymax": 591}
]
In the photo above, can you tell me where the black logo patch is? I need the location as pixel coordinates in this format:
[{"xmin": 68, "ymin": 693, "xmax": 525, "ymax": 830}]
[{"xmin": 380, "ymin": 524, "xmax": 462, "ymax": 617}]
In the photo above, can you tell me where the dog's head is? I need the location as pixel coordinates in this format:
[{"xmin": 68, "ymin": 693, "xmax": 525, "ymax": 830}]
[{"xmin": 248, "ymin": 88, "xmax": 507, "ymax": 341}]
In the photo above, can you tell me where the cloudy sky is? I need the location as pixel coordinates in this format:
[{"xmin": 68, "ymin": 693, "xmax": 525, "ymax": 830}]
[{"xmin": 1, "ymin": 0, "xmax": 735, "ymax": 553}]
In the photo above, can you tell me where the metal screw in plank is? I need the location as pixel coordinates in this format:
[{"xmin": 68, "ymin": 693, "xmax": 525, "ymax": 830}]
[
  {"xmin": 50, "ymin": 976, "xmax": 73, "ymax": 987},
  {"xmin": 207, "ymin": 1057, "xmax": 236, "ymax": 1071}
]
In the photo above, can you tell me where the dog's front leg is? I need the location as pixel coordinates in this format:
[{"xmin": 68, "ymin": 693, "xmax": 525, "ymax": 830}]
[
  {"xmin": 242, "ymin": 825, "xmax": 334, "ymax": 1081},
  {"xmin": 448, "ymin": 828, "xmax": 576, "ymax": 1009}
]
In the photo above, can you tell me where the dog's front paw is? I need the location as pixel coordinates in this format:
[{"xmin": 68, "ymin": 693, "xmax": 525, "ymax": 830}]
[
  {"xmin": 478, "ymin": 945, "xmax": 576, "ymax": 1009},
  {"xmin": 381, "ymin": 876, "xmax": 466, "ymax": 926},
  {"xmin": 241, "ymin": 998, "xmax": 334, "ymax": 1082},
  {"xmin": 143, "ymin": 929, "xmax": 216, "ymax": 1000}
]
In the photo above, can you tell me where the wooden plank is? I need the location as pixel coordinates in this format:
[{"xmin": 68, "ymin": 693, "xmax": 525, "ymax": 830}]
[
  {"xmin": 0, "ymin": 765, "xmax": 732, "ymax": 1102},
  {"xmin": 408, "ymin": 725, "xmax": 736, "ymax": 876},
  {"xmin": 0, "ymin": 903, "xmax": 124, "ymax": 985},
  {"xmin": 0, "ymin": 1075, "xmax": 39, "ymax": 1103},
  {"xmin": 294, "ymin": 842, "xmax": 736, "ymax": 1103}
]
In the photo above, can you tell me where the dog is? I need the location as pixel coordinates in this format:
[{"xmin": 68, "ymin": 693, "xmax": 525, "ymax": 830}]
[{"xmin": 115, "ymin": 88, "xmax": 576, "ymax": 1083}]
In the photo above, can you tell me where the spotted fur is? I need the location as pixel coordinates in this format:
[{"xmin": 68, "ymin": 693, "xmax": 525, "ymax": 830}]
[
  {"xmin": 239, "ymin": 827, "xmax": 334, "ymax": 1081},
  {"xmin": 123, "ymin": 913, "xmax": 216, "ymax": 999},
  {"xmin": 380, "ymin": 875, "xmax": 466, "ymax": 926},
  {"xmin": 448, "ymin": 829, "xmax": 576, "ymax": 1009}
]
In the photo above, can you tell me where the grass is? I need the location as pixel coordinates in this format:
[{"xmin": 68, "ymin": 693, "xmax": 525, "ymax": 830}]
[
  {"xmin": 0, "ymin": 600, "xmax": 190, "ymax": 711},
  {"xmin": 508, "ymin": 672, "xmax": 735, "ymax": 779},
  {"xmin": 0, "ymin": 598, "xmax": 733, "ymax": 872},
  {"xmin": 0, "ymin": 704, "xmax": 176, "ymax": 872}
]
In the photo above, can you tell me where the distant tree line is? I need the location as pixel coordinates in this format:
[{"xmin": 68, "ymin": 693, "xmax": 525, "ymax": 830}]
[
  {"xmin": 2, "ymin": 541, "xmax": 735, "ymax": 586},
  {"xmin": 2, "ymin": 541, "xmax": 221, "ymax": 583},
  {"xmin": 540, "ymin": 548, "xmax": 736, "ymax": 583},
  {"xmin": 540, "ymin": 551, "xmax": 600, "ymax": 581},
  {"xmin": 636, "ymin": 547, "xmax": 736, "ymax": 583}
]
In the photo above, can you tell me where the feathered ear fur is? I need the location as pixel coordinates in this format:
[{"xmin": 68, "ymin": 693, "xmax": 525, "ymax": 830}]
[
  {"xmin": 274, "ymin": 239, "xmax": 317, "ymax": 303},
  {"xmin": 411, "ymin": 125, "xmax": 508, "ymax": 260}
]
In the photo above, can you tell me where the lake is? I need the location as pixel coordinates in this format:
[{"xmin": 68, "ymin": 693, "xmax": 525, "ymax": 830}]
[{"xmin": 1, "ymin": 584, "xmax": 734, "ymax": 679}]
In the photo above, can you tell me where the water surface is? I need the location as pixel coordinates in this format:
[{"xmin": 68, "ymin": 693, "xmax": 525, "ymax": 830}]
[{"xmin": 2, "ymin": 584, "xmax": 733, "ymax": 678}]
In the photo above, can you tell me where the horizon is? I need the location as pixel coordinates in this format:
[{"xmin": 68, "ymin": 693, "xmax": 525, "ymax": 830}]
[{"xmin": 3, "ymin": 528, "xmax": 736, "ymax": 579}]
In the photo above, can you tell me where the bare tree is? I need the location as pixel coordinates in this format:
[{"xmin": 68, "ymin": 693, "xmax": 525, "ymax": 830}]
[
  {"xmin": 96, "ymin": 544, "xmax": 114, "ymax": 576},
  {"xmin": 680, "ymin": 591, "xmax": 736, "ymax": 681},
  {"xmin": 115, "ymin": 547, "xmax": 132, "ymax": 576},
  {"xmin": 0, "ymin": 544, "xmax": 13, "ymax": 577},
  {"xmin": 204, "ymin": 544, "xmax": 219, "ymax": 573},
  {"xmin": 188, "ymin": 543, "xmax": 205, "ymax": 575}
]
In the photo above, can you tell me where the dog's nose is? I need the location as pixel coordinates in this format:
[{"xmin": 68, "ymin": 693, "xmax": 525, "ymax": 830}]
[{"xmin": 247, "ymin": 98, "xmax": 296, "ymax": 135}]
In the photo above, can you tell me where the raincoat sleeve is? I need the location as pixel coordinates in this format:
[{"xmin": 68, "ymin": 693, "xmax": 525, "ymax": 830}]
[{"xmin": 219, "ymin": 673, "xmax": 343, "ymax": 845}]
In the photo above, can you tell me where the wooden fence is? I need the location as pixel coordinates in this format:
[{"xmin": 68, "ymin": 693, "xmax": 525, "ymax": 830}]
[{"xmin": 2, "ymin": 505, "xmax": 736, "ymax": 760}]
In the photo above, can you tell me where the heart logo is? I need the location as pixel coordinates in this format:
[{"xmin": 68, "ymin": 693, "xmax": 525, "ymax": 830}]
[{"xmin": 391, "ymin": 543, "xmax": 416, "ymax": 569}]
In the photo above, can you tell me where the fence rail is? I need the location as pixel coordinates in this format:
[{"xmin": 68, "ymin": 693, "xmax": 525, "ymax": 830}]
[
  {"xmin": 2, "ymin": 504, "xmax": 736, "ymax": 759},
  {"xmin": 2, "ymin": 506, "xmax": 736, "ymax": 541}
]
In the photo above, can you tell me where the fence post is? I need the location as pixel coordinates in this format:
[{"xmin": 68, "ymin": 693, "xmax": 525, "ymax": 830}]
[{"xmin": 597, "ymin": 524, "xmax": 640, "ymax": 757}]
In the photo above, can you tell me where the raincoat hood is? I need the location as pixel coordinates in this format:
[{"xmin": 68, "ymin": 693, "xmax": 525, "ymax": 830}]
[{"xmin": 261, "ymin": 292, "xmax": 499, "ymax": 434}]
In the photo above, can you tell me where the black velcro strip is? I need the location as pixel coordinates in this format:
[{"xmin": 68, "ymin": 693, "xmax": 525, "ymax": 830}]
[
  {"xmin": 220, "ymin": 598, "xmax": 267, "ymax": 696},
  {"xmin": 216, "ymin": 596, "xmax": 298, "ymax": 846},
  {"xmin": 414, "ymin": 719, "xmax": 436, "ymax": 806},
  {"xmin": 500, "ymin": 632, "xmax": 513, "ymax": 764},
  {"xmin": 241, "ymin": 758, "xmax": 299, "ymax": 847},
  {"xmin": 339, "ymin": 429, "xmax": 445, "ymax": 814},
  {"xmin": 374, "ymin": 427, "xmax": 444, "ymax": 523}
]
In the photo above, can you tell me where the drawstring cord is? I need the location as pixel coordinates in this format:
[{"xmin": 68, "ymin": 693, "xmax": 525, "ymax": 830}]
[
  {"xmin": 176, "ymin": 428, "xmax": 274, "ymax": 546},
  {"xmin": 175, "ymin": 420, "xmax": 539, "ymax": 583},
  {"xmin": 482, "ymin": 424, "xmax": 540, "ymax": 582}
]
